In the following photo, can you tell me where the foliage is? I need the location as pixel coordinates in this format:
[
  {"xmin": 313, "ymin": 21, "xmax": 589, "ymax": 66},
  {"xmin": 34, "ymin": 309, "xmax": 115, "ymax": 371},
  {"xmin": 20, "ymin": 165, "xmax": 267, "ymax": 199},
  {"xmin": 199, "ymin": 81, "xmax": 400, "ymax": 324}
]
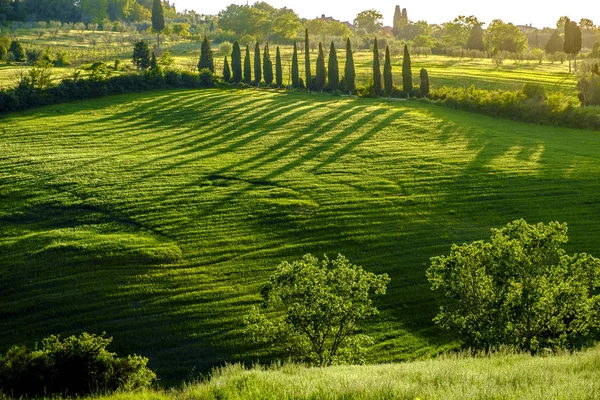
[
  {"xmin": 151, "ymin": 0, "xmax": 165, "ymax": 33},
  {"xmin": 315, "ymin": 42, "xmax": 326, "ymax": 91},
  {"xmin": 327, "ymin": 41, "xmax": 339, "ymax": 91},
  {"xmin": 263, "ymin": 43, "xmax": 273, "ymax": 85},
  {"xmin": 402, "ymin": 45, "xmax": 413, "ymax": 95},
  {"xmin": 275, "ymin": 46, "xmax": 283, "ymax": 87},
  {"xmin": 231, "ymin": 41, "xmax": 242, "ymax": 83},
  {"xmin": 198, "ymin": 36, "xmax": 215, "ymax": 73},
  {"xmin": 254, "ymin": 42, "xmax": 262, "ymax": 85},
  {"xmin": 420, "ymin": 68, "xmax": 430, "ymax": 97},
  {"xmin": 427, "ymin": 219, "xmax": 600, "ymax": 353},
  {"xmin": 132, "ymin": 40, "xmax": 150, "ymax": 70},
  {"xmin": 353, "ymin": 9, "xmax": 383, "ymax": 34},
  {"xmin": 372, "ymin": 38, "xmax": 381, "ymax": 96},
  {"xmin": 304, "ymin": 29, "xmax": 311, "ymax": 89},
  {"xmin": 245, "ymin": 254, "xmax": 389, "ymax": 366},
  {"xmin": 383, "ymin": 45, "xmax": 393, "ymax": 96},
  {"xmin": 198, "ymin": 68, "xmax": 217, "ymax": 87},
  {"xmin": 577, "ymin": 63, "xmax": 600, "ymax": 106},
  {"xmin": 8, "ymin": 40, "xmax": 24, "ymax": 62},
  {"xmin": 0, "ymin": 332, "xmax": 155, "ymax": 398},
  {"xmin": 466, "ymin": 24, "xmax": 485, "ymax": 51},
  {"xmin": 545, "ymin": 30, "xmax": 563, "ymax": 54},
  {"xmin": 291, "ymin": 42, "xmax": 300, "ymax": 88},
  {"xmin": 344, "ymin": 38, "xmax": 355, "ymax": 93},
  {"xmin": 244, "ymin": 44, "xmax": 251, "ymax": 84},
  {"xmin": 486, "ymin": 20, "xmax": 528, "ymax": 54},
  {"xmin": 223, "ymin": 56, "xmax": 231, "ymax": 82}
]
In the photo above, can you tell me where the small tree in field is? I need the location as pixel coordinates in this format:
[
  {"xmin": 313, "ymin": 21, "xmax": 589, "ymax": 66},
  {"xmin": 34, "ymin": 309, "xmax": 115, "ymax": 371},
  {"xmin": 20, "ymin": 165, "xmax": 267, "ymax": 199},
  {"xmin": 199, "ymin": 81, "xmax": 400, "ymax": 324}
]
[
  {"xmin": 420, "ymin": 68, "xmax": 430, "ymax": 97},
  {"xmin": 132, "ymin": 40, "xmax": 150, "ymax": 69},
  {"xmin": 402, "ymin": 44, "xmax": 413, "ymax": 96},
  {"xmin": 291, "ymin": 42, "xmax": 300, "ymax": 88},
  {"xmin": 372, "ymin": 38, "xmax": 382, "ymax": 95},
  {"xmin": 263, "ymin": 43, "xmax": 273, "ymax": 85},
  {"xmin": 254, "ymin": 42, "xmax": 262, "ymax": 85},
  {"xmin": 345, "ymin": 38, "xmax": 356, "ymax": 94},
  {"xmin": 198, "ymin": 36, "xmax": 214, "ymax": 73},
  {"xmin": 383, "ymin": 44, "xmax": 393, "ymax": 96},
  {"xmin": 275, "ymin": 46, "xmax": 283, "ymax": 87},
  {"xmin": 328, "ymin": 41, "xmax": 339, "ymax": 91},
  {"xmin": 245, "ymin": 254, "xmax": 390, "ymax": 366},
  {"xmin": 427, "ymin": 219, "xmax": 600, "ymax": 354},
  {"xmin": 315, "ymin": 42, "xmax": 326, "ymax": 91},
  {"xmin": 244, "ymin": 45, "xmax": 251, "ymax": 84},
  {"xmin": 151, "ymin": 0, "xmax": 164, "ymax": 51},
  {"xmin": 231, "ymin": 41, "xmax": 242, "ymax": 83},
  {"xmin": 223, "ymin": 56, "xmax": 231, "ymax": 82}
]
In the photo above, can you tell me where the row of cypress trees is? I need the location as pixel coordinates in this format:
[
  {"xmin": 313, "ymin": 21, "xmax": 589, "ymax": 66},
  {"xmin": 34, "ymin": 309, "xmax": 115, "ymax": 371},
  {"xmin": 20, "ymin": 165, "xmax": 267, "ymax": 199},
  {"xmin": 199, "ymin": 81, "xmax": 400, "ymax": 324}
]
[{"xmin": 198, "ymin": 32, "xmax": 429, "ymax": 98}]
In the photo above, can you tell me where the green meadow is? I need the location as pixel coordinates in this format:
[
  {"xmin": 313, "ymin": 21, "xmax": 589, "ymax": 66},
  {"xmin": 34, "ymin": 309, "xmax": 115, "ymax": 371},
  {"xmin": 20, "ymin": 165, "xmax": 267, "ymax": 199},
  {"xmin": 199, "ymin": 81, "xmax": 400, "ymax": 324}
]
[{"xmin": 2, "ymin": 87, "xmax": 600, "ymax": 383}]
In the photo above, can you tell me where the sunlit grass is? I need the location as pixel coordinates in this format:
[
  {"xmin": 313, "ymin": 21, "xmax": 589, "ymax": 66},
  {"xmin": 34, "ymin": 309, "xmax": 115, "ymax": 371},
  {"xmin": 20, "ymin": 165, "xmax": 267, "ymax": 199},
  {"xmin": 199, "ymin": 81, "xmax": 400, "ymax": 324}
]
[{"xmin": 2, "ymin": 88, "xmax": 600, "ymax": 384}]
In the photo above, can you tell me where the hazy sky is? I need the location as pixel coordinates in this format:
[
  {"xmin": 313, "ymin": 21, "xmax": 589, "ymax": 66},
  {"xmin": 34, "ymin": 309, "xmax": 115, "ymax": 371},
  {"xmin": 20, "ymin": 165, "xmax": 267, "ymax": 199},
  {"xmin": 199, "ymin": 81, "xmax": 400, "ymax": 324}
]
[{"xmin": 172, "ymin": 1, "xmax": 599, "ymax": 29}]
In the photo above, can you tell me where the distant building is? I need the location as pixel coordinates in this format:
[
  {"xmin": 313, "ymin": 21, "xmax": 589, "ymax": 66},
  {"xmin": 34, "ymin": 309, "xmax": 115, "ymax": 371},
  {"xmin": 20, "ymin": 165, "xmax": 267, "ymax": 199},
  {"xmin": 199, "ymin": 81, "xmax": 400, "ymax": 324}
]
[
  {"xmin": 517, "ymin": 24, "xmax": 538, "ymax": 33},
  {"xmin": 316, "ymin": 14, "xmax": 354, "ymax": 30}
]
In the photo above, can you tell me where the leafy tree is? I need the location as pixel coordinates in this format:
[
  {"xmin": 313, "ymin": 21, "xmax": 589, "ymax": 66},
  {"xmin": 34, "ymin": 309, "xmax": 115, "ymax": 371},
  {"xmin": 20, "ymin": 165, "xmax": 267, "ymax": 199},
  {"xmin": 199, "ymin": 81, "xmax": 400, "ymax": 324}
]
[
  {"xmin": 420, "ymin": 68, "xmax": 430, "ymax": 97},
  {"xmin": 564, "ymin": 19, "xmax": 582, "ymax": 73},
  {"xmin": 245, "ymin": 254, "xmax": 390, "ymax": 366},
  {"xmin": 198, "ymin": 36, "xmax": 214, "ymax": 73},
  {"xmin": 579, "ymin": 18, "xmax": 595, "ymax": 31},
  {"xmin": 291, "ymin": 42, "xmax": 300, "ymax": 88},
  {"xmin": 151, "ymin": 0, "xmax": 164, "ymax": 51},
  {"xmin": 383, "ymin": 44, "xmax": 393, "ymax": 96},
  {"xmin": 244, "ymin": 45, "xmax": 251, "ymax": 84},
  {"xmin": 132, "ymin": 40, "xmax": 150, "ymax": 70},
  {"xmin": 354, "ymin": 9, "xmax": 383, "ymax": 34},
  {"xmin": 466, "ymin": 24, "xmax": 485, "ymax": 51},
  {"xmin": 545, "ymin": 30, "xmax": 564, "ymax": 54},
  {"xmin": 402, "ymin": 45, "xmax": 413, "ymax": 96},
  {"xmin": 304, "ymin": 29, "xmax": 311, "ymax": 89},
  {"xmin": 427, "ymin": 219, "xmax": 600, "ymax": 353},
  {"xmin": 345, "ymin": 38, "xmax": 355, "ymax": 93},
  {"xmin": 372, "ymin": 38, "xmax": 382, "ymax": 95},
  {"xmin": 9, "ymin": 40, "xmax": 25, "ymax": 62},
  {"xmin": 327, "ymin": 41, "xmax": 339, "ymax": 91},
  {"xmin": 275, "ymin": 46, "xmax": 283, "ymax": 87},
  {"xmin": 223, "ymin": 56, "xmax": 231, "ymax": 82},
  {"xmin": 263, "ymin": 43, "xmax": 273, "ymax": 85},
  {"xmin": 254, "ymin": 42, "xmax": 262, "ymax": 85},
  {"xmin": 231, "ymin": 41, "xmax": 242, "ymax": 83},
  {"xmin": 315, "ymin": 42, "xmax": 326, "ymax": 91},
  {"xmin": 487, "ymin": 20, "xmax": 528, "ymax": 54},
  {"xmin": 272, "ymin": 8, "xmax": 302, "ymax": 41}
]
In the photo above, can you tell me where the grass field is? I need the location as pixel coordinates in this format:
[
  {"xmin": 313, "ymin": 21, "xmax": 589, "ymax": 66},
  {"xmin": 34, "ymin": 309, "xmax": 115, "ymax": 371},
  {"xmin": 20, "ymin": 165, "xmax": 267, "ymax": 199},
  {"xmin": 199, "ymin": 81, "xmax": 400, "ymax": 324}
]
[{"xmin": 2, "ymin": 87, "xmax": 600, "ymax": 384}]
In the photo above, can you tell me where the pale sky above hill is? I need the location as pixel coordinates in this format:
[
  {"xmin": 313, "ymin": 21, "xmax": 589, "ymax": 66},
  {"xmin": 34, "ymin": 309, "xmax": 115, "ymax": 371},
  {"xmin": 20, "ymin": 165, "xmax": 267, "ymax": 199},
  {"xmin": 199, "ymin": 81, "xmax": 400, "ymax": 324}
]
[{"xmin": 172, "ymin": 0, "xmax": 599, "ymax": 29}]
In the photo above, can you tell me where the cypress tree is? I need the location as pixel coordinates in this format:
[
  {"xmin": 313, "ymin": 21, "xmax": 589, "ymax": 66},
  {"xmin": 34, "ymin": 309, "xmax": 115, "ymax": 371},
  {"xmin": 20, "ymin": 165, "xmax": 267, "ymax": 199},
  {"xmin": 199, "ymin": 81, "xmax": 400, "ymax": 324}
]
[
  {"xmin": 275, "ymin": 46, "xmax": 283, "ymax": 87},
  {"xmin": 402, "ymin": 44, "xmax": 413, "ymax": 96},
  {"xmin": 223, "ymin": 56, "xmax": 231, "ymax": 82},
  {"xmin": 244, "ymin": 45, "xmax": 251, "ymax": 84},
  {"xmin": 315, "ymin": 42, "xmax": 326, "ymax": 91},
  {"xmin": 263, "ymin": 43, "xmax": 273, "ymax": 85},
  {"xmin": 345, "ymin": 38, "xmax": 355, "ymax": 94},
  {"xmin": 231, "ymin": 41, "xmax": 242, "ymax": 83},
  {"xmin": 151, "ymin": 0, "xmax": 164, "ymax": 51},
  {"xmin": 327, "ymin": 41, "xmax": 339, "ymax": 91},
  {"xmin": 198, "ymin": 36, "xmax": 214, "ymax": 72},
  {"xmin": 383, "ymin": 45, "xmax": 393, "ymax": 96},
  {"xmin": 392, "ymin": 5, "xmax": 402, "ymax": 36},
  {"xmin": 150, "ymin": 51, "xmax": 158, "ymax": 71},
  {"xmin": 420, "ymin": 68, "xmax": 430, "ymax": 97},
  {"xmin": 254, "ymin": 42, "xmax": 262, "ymax": 85},
  {"xmin": 292, "ymin": 42, "xmax": 300, "ymax": 88},
  {"xmin": 304, "ymin": 29, "xmax": 311, "ymax": 89},
  {"xmin": 372, "ymin": 38, "xmax": 382, "ymax": 96}
]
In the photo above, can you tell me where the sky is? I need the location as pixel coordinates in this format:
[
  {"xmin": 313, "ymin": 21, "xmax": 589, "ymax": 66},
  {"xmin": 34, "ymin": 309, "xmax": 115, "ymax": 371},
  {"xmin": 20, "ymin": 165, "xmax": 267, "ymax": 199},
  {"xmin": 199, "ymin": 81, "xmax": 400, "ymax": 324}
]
[{"xmin": 171, "ymin": 0, "xmax": 599, "ymax": 29}]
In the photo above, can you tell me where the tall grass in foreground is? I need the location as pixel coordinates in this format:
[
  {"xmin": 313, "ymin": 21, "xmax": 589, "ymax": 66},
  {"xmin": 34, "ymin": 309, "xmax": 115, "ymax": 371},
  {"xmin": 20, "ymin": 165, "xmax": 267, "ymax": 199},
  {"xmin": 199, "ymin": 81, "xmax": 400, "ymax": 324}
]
[{"xmin": 90, "ymin": 347, "xmax": 600, "ymax": 400}]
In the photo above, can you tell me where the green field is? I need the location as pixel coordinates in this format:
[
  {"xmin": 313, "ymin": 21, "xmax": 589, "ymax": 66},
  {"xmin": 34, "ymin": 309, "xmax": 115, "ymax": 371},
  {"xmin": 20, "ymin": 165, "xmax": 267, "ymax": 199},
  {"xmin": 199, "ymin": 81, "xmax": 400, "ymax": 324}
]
[{"xmin": 2, "ymin": 87, "xmax": 600, "ymax": 383}]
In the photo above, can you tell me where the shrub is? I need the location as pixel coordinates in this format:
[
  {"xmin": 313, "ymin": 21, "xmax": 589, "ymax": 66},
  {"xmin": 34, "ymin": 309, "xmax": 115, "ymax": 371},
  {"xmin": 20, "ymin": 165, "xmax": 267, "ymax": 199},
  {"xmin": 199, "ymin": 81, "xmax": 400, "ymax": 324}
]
[
  {"xmin": 0, "ymin": 332, "xmax": 155, "ymax": 398},
  {"xmin": 198, "ymin": 68, "xmax": 217, "ymax": 87},
  {"xmin": 219, "ymin": 41, "xmax": 233, "ymax": 55},
  {"xmin": 9, "ymin": 40, "xmax": 25, "ymax": 62},
  {"xmin": 522, "ymin": 83, "xmax": 545, "ymax": 101}
]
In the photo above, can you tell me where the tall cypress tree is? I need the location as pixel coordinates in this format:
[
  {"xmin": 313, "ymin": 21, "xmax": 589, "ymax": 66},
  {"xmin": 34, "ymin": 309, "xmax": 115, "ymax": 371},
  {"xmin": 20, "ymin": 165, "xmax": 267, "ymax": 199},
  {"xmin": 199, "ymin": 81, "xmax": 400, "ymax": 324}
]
[
  {"xmin": 244, "ymin": 45, "xmax": 251, "ymax": 84},
  {"xmin": 231, "ymin": 41, "xmax": 242, "ymax": 83},
  {"xmin": 345, "ymin": 38, "xmax": 355, "ymax": 94},
  {"xmin": 254, "ymin": 42, "xmax": 262, "ymax": 85},
  {"xmin": 263, "ymin": 43, "xmax": 273, "ymax": 85},
  {"xmin": 372, "ymin": 38, "xmax": 382, "ymax": 96},
  {"xmin": 223, "ymin": 56, "xmax": 231, "ymax": 82},
  {"xmin": 327, "ymin": 41, "xmax": 339, "ymax": 91},
  {"xmin": 383, "ymin": 45, "xmax": 393, "ymax": 96},
  {"xmin": 315, "ymin": 42, "xmax": 326, "ymax": 91},
  {"xmin": 292, "ymin": 42, "xmax": 300, "ymax": 88},
  {"xmin": 392, "ymin": 5, "xmax": 402, "ymax": 36},
  {"xmin": 402, "ymin": 44, "xmax": 413, "ymax": 96},
  {"xmin": 198, "ymin": 36, "xmax": 214, "ymax": 72},
  {"xmin": 275, "ymin": 46, "xmax": 283, "ymax": 87},
  {"xmin": 151, "ymin": 0, "xmax": 164, "ymax": 51},
  {"xmin": 304, "ymin": 29, "xmax": 311, "ymax": 89}
]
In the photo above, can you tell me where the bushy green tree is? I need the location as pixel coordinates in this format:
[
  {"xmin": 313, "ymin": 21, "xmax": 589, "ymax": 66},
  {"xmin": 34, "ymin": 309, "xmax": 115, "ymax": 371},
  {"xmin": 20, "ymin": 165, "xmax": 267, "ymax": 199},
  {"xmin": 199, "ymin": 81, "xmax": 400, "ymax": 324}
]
[
  {"xmin": 275, "ymin": 46, "xmax": 283, "ymax": 87},
  {"xmin": 245, "ymin": 254, "xmax": 390, "ymax": 366},
  {"xmin": 223, "ymin": 56, "xmax": 231, "ymax": 82},
  {"xmin": 198, "ymin": 36, "xmax": 214, "ymax": 73},
  {"xmin": 244, "ymin": 45, "xmax": 251, "ymax": 84},
  {"xmin": 487, "ymin": 19, "xmax": 528, "ymax": 54},
  {"xmin": 327, "ymin": 41, "xmax": 339, "ymax": 90},
  {"xmin": 466, "ymin": 24, "xmax": 485, "ymax": 51},
  {"xmin": 354, "ymin": 9, "xmax": 383, "ymax": 34},
  {"xmin": 383, "ymin": 45, "xmax": 393, "ymax": 96},
  {"xmin": 315, "ymin": 42, "xmax": 326, "ymax": 91},
  {"xmin": 254, "ymin": 42, "xmax": 262, "ymax": 85},
  {"xmin": 9, "ymin": 40, "xmax": 25, "ymax": 62},
  {"xmin": 231, "ymin": 41, "xmax": 242, "ymax": 83},
  {"xmin": 292, "ymin": 42, "xmax": 300, "ymax": 88},
  {"xmin": 151, "ymin": 0, "xmax": 164, "ymax": 51},
  {"xmin": 372, "ymin": 38, "xmax": 382, "ymax": 95},
  {"xmin": 304, "ymin": 29, "xmax": 311, "ymax": 89},
  {"xmin": 345, "ymin": 38, "xmax": 355, "ymax": 93},
  {"xmin": 420, "ymin": 68, "xmax": 430, "ymax": 97},
  {"xmin": 132, "ymin": 40, "xmax": 150, "ymax": 70},
  {"xmin": 545, "ymin": 30, "xmax": 564, "ymax": 54},
  {"xmin": 564, "ymin": 19, "xmax": 582, "ymax": 73},
  {"xmin": 263, "ymin": 43, "xmax": 273, "ymax": 85},
  {"xmin": 427, "ymin": 219, "xmax": 600, "ymax": 353},
  {"xmin": 402, "ymin": 45, "xmax": 413, "ymax": 96}
]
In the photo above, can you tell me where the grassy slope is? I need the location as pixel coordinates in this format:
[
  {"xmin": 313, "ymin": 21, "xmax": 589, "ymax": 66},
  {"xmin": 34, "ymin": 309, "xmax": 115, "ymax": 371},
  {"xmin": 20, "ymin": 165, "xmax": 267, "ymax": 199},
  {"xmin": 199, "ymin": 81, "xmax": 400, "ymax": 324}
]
[{"xmin": 2, "ymin": 88, "xmax": 600, "ymax": 383}]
